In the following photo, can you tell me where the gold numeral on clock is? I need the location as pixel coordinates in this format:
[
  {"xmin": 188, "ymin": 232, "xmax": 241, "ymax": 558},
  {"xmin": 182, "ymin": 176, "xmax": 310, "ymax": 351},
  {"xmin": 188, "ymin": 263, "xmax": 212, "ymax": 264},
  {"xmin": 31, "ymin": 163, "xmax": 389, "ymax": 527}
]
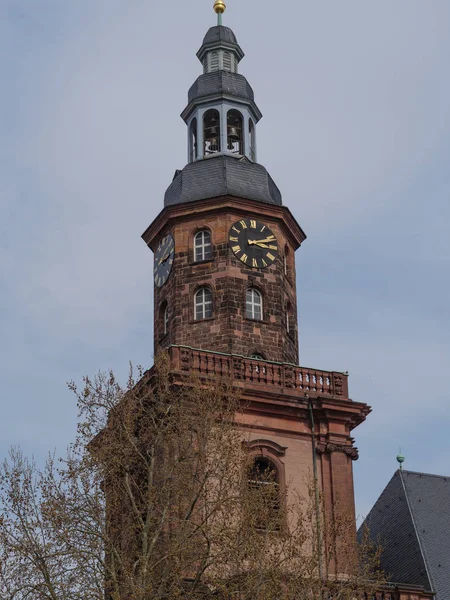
[
  {"xmin": 232, "ymin": 245, "xmax": 241, "ymax": 253},
  {"xmin": 261, "ymin": 259, "xmax": 268, "ymax": 267},
  {"xmin": 232, "ymin": 226, "xmax": 240, "ymax": 233},
  {"xmin": 240, "ymin": 220, "xmax": 248, "ymax": 229},
  {"xmin": 229, "ymin": 236, "xmax": 238, "ymax": 242},
  {"xmin": 241, "ymin": 253, "xmax": 248, "ymax": 263},
  {"xmin": 268, "ymin": 245, "xmax": 278, "ymax": 250},
  {"xmin": 266, "ymin": 252, "xmax": 275, "ymax": 261},
  {"xmin": 252, "ymin": 258, "xmax": 258, "ymax": 267},
  {"xmin": 250, "ymin": 220, "xmax": 257, "ymax": 229}
]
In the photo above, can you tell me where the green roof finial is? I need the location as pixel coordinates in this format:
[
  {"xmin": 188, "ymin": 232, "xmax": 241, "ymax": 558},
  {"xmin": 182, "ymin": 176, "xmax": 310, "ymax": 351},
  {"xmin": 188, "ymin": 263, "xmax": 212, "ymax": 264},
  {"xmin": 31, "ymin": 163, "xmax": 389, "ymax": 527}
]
[
  {"xmin": 397, "ymin": 448, "xmax": 406, "ymax": 471},
  {"xmin": 214, "ymin": 0, "xmax": 226, "ymax": 25}
]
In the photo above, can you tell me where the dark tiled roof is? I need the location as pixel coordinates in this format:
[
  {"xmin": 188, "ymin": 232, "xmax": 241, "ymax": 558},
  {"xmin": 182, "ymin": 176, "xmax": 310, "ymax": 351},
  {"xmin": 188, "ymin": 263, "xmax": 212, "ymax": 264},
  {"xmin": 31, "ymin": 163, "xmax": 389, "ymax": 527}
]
[
  {"xmin": 359, "ymin": 469, "xmax": 450, "ymax": 599},
  {"xmin": 203, "ymin": 25, "xmax": 238, "ymax": 46},
  {"xmin": 188, "ymin": 72, "xmax": 254, "ymax": 104},
  {"xmin": 164, "ymin": 154, "xmax": 282, "ymax": 207}
]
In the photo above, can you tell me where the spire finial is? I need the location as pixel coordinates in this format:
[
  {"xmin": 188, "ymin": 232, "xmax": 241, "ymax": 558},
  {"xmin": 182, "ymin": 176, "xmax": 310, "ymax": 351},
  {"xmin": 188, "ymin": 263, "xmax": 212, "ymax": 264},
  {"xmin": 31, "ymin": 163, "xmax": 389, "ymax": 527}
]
[
  {"xmin": 397, "ymin": 448, "xmax": 406, "ymax": 470},
  {"xmin": 214, "ymin": 0, "xmax": 226, "ymax": 25}
]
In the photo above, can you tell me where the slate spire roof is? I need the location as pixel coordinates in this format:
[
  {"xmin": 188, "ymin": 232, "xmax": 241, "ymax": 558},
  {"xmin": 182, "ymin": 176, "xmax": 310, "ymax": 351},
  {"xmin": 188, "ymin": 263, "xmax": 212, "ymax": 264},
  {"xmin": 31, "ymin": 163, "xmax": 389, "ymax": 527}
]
[{"xmin": 359, "ymin": 469, "xmax": 450, "ymax": 599}]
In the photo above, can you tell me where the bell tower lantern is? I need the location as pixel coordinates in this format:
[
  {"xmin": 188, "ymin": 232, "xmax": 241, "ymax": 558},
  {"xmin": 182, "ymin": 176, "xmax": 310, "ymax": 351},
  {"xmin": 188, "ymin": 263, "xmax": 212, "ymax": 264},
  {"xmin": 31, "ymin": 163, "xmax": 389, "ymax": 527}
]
[{"xmin": 183, "ymin": 5, "xmax": 260, "ymax": 163}]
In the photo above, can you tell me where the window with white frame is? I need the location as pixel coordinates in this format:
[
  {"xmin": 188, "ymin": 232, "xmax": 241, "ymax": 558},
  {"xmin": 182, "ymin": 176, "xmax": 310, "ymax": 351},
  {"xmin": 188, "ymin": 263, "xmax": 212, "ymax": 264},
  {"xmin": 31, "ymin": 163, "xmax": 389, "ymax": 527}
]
[
  {"xmin": 246, "ymin": 288, "xmax": 263, "ymax": 320},
  {"xmin": 164, "ymin": 304, "xmax": 169, "ymax": 335},
  {"xmin": 195, "ymin": 287, "xmax": 213, "ymax": 320},
  {"xmin": 194, "ymin": 230, "xmax": 212, "ymax": 262}
]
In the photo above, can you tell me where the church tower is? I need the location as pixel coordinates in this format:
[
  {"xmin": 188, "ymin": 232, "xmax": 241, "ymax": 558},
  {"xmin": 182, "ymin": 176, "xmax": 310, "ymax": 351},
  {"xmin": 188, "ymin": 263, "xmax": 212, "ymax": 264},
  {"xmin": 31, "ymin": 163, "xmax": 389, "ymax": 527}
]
[{"xmin": 142, "ymin": 1, "xmax": 369, "ymax": 565}]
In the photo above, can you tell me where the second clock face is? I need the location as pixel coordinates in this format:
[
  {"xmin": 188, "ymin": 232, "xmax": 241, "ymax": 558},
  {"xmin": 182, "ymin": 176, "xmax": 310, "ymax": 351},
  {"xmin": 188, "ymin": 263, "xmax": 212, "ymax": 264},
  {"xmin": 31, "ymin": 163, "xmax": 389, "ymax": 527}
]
[
  {"xmin": 229, "ymin": 218, "xmax": 278, "ymax": 268},
  {"xmin": 154, "ymin": 233, "xmax": 175, "ymax": 288}
]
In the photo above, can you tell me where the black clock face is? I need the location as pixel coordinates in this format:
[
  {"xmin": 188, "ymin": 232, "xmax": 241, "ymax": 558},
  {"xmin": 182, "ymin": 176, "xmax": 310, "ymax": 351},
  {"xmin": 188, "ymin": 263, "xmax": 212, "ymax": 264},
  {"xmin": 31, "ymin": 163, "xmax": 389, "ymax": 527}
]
[
  {"xmin": 154, "ymin": 233, "xmax": 175, "ymax": 288},
  {"xmin": 229, "ymin": 219, "xmax": 278, "ymax": 268}
]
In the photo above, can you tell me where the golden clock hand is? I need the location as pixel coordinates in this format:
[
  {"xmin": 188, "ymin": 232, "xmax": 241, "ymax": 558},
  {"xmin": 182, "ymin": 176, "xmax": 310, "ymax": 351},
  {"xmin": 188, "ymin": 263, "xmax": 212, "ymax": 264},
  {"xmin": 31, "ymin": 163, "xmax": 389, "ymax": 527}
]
[
  {"xmin": 248, "ymin": 236, "xmax": 276, "ymax": 245},
  {"xmin": 158, "ymin": 253, "xmax": 170, "ymax": 265}
]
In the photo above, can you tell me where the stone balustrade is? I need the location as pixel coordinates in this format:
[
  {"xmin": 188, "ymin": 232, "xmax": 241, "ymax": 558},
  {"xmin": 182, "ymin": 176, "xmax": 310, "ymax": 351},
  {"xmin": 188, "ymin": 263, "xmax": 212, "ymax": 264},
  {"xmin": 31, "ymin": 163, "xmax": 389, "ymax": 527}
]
[{"xmin": 168, "ymin": 345, "xmax": 349, "ymax": 400}]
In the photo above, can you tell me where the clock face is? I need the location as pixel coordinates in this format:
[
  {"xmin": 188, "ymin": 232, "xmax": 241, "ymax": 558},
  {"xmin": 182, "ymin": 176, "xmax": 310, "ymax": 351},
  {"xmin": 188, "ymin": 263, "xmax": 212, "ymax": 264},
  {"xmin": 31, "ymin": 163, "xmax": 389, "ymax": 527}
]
[
  {"xmin": 229, "ymin": 219, "xmax": 278, "ymax": 268},
  {"xmin": 154, "ymin": 233, "xmax": 175, "ymax": 288}
]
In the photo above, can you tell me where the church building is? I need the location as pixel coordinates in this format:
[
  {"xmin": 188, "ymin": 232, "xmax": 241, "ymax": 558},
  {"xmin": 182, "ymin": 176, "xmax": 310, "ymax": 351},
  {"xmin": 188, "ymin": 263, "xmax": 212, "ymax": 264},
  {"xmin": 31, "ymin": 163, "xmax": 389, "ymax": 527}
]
[{"xmin": 132, "ymin": 2, "xmax": 435, "ymax": 598}]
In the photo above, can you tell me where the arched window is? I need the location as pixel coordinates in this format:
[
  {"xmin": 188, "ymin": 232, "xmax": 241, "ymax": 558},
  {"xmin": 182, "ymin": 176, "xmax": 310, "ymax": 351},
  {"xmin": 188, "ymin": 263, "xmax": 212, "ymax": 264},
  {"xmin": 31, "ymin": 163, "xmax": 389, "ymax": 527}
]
[
  {"xmin": 249, "ymin": 119, "xmax": 256, "ymax": 161},
  {"xmin": 190, "ymin": 118, "xmax": 197, "ymax": 163},
  {"xmin": 210, "ymin": 51, "xmax": 219, "ymax": 72},
  {"xmin": 286, "ymin": 301, "xmax": 292, "ymax": 334},
  {"xmin": 194, "ymin": 230, "xmax": 212, "ymax": 262},
  {"xmin": 227, "ymin": 109, "xmax": 243, "ymax": 154},
  {"xmin": 195, "ymin": 287, "xmax": 213, "ymax": 320},
  {"xmin": 223, "ymin": 51, "xmax": 232, "ymax": 72},
  {"xmin": 248, "ymin": 456, "xmax": 280, "ymax": 530},
  {"xmin": 246, "ymin": 288, "xmax": 263, "ymax": 320},
  {"xmin": 204, "ymin": 109, "xmax": 220, "ymax": 155},
  {"xmin": 283, "ymin": 244, "xmax": 290, "ymax": 276},
  {"xmin": 160, "ymin": 301, "xmax": 169, "ymax": 336}
]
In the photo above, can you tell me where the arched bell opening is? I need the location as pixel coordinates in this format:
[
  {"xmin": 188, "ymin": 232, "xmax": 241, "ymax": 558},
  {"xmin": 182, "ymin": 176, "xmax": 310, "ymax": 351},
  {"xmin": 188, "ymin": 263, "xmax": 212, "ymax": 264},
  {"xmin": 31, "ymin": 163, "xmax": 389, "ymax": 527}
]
[
  {"xmin": 203, "ymin": 109, "xmax": 221, "ymax": 155},
  {"xmin": 227, "ymin": 109, "xmax": 243, "ymax": 154},
  {"xmin": 249, "ymin": 118, "xmax": 256, "ymax": 161},
  {"xmin": 189, "ymin": 118, "xmax": 197, "ymax": 163}
]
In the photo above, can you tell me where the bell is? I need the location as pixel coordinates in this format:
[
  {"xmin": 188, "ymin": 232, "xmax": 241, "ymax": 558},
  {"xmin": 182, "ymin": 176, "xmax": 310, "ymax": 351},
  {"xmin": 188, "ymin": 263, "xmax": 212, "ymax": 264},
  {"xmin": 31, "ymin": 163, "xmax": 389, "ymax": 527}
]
[
  {"xmin": 205, "ymin": 126, "xmax": 219, "ymax": 138},
  {"xmin": 228, "ymin": 126, "xmax": 240, "ymax": 140}
]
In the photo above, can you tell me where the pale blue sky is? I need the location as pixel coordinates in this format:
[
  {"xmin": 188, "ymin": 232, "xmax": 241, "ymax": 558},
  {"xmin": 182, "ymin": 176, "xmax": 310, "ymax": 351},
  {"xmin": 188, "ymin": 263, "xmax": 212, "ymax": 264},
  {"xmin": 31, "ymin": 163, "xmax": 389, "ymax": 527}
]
[{"xmin": 1, "ymin": 0, "xmax": 449, "ymax": 520}]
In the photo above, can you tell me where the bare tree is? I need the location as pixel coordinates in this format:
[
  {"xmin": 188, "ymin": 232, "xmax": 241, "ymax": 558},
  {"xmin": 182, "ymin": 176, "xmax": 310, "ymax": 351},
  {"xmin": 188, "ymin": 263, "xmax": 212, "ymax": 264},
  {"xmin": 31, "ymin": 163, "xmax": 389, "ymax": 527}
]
[{"xmin": 0, "ymin": 354, "xmax": 384, "ymax": 599}]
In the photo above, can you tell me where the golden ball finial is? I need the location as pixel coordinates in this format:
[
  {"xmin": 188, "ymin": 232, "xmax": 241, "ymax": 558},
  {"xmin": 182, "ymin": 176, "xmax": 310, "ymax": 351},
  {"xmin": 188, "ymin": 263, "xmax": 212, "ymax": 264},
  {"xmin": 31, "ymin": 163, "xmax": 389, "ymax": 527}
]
[{"xmin": 214, "ymin": 0, "xmax": 226, "ymax": 15}]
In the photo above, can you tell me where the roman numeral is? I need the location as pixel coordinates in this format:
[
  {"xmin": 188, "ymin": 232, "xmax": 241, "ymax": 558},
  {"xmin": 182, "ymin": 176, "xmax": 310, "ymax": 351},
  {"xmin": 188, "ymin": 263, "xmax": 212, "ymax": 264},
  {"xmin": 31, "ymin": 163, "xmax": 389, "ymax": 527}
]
[
  {"xmin": 252, "ymin": 258, "xmax": 258, "ymax": 267},
  {"xmin": 250, "ymin": 220, "xmax": 257, "ymax": 229},
  {"xmin": 232, "ymin": 226, "xmax": 240, "ymax": 233},
  {"xmin": 261, "ymin": 259, "xmax": 268, "ymax": 267},
  {"xmin": 266, "ymin": 252, "xmax": 275, "ymax": 261},
  {"xmin": 260, "ymin": 225, "xmax": 266, "ymax": 232},
  {"xmin": 229, "ymin": 236, "xmax": 238, "ymax": 242},
  {"xmin": 232, "ymin": 245, "xmax": 241, "ymax": 253},
  {"xmin": 268, "ymin": 245, "xmax": 278, "ymax": 250},
  {"xmin": 241, "ymin": 253, "xmax": 248, "ymax": 263},
  {"xmin": 240, "ymin": 220, "xmax": 248, "ymax": 229}
]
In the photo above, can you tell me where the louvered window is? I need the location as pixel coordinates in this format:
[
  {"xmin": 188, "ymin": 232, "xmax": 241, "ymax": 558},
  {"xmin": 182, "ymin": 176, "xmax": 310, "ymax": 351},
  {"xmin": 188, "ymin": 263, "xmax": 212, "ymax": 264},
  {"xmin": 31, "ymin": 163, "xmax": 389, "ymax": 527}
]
[
  {"xmin": 210, "ymin": 51, "xmax": 219, "ymax": 72},
  {"xmin": 223, "ymin": 51, "xmax": 232, "ymax": 72}
]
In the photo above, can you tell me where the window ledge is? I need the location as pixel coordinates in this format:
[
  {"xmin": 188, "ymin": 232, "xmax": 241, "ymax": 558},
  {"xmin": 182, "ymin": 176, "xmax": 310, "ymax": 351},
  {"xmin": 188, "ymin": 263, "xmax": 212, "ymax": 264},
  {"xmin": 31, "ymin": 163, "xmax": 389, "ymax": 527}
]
[
  {"xmin": 245, "ymin": 317, "xmax": 268, "ymax": 325},
  {"xmin": 190, "ymin": 258, "xmax": 214, "ymax": 266},
  {"xmin": 189, "ymin": 316, "xmax": 215, "ymax": 324}
]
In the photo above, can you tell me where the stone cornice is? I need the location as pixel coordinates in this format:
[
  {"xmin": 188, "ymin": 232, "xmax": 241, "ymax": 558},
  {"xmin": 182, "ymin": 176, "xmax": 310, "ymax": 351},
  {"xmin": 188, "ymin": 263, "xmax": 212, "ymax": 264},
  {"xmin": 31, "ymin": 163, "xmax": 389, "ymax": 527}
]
[{"xmin": 142, "ymin": 196, "xmax": 307, "ymax": 252}]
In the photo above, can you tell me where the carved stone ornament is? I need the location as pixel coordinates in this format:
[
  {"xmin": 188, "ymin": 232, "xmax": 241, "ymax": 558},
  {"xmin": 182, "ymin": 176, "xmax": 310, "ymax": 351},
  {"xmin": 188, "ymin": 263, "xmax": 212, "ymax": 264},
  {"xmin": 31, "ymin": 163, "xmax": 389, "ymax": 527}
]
[
  {"xmin": 284, "ymin": 365, "xmax": 294, "ymax": 388},
  {"xmin": 233, "ymin": 356, "xmax": 243, "ymax": 380},
  {"xmin": 333, "ymin": 374, "xmax": 344, "ymax": 396},
  {"xmin": 315, "ymin": 441, "xmax": 359, "ymax": 461},
  {"xmin": 180, "ymin": 348, "xmax": 192, "ymax": 371}
]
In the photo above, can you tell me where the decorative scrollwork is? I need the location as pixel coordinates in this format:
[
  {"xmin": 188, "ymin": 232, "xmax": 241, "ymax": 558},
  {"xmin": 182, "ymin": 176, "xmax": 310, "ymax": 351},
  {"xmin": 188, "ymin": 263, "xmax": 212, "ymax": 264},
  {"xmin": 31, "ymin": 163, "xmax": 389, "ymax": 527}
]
[{"xmin": 316, "ymin": 441, "xmax": 359, "ymax": 461}]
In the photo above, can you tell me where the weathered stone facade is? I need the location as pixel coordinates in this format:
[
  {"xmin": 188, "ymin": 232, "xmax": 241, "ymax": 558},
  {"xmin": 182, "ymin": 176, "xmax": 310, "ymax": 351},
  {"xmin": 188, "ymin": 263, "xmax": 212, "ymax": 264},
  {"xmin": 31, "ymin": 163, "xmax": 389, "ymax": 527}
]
[{"xmin": 143, "ymin": 195, "xmax": 305, "ymax": 365}]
